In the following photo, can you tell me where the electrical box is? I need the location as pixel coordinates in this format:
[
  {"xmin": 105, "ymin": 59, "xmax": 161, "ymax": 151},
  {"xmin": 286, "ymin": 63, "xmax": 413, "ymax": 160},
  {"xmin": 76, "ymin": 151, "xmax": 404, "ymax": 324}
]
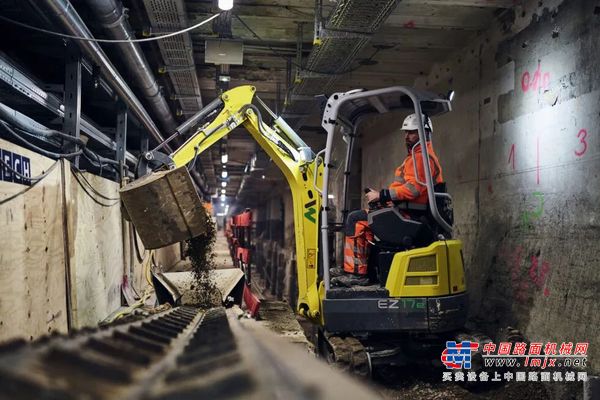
[{"xmin": 205, "ymin": 39, "xmax": 244, "ymax": 65}]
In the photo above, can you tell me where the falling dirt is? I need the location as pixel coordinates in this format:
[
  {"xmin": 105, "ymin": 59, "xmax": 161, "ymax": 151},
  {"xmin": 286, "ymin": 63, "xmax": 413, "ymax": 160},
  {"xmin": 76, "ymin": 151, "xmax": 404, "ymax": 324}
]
[{"xmin": 185, "ymin": 217, "xmax": 221, "ymax": 309}]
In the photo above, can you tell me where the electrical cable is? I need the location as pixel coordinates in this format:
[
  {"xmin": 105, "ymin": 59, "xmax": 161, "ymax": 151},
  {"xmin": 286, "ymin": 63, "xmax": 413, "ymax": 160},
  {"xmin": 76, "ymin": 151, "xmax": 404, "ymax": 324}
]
[
  {"xmin": 1, "ymin": 115, "xmax": 122, "ymax": 178},
  {"xmin": 0, "ymin": 13, "xmax": 220, "ymax": 44},
  {"xmin": 70, "ymin": 169, "xmax": 119, "ymax": 207},
  {"xmin": 102, "ymin": 284, "xmax": 154, "ymax": 324},
  {"xmin": 0, "ymin": 156, "xmax": 57, "ymax": 182},
  {"xmin": 187, "ymin": 145, "xmax": 200, "ymax": 172},
  {"xmin": 81, "ymin": 150, "xmax": 119, "ymax": 175},
  {"xmin": 0, "ymin": 103, "xmax": 86, "ymax": 146},
  {"xmin": 70, "ymin": 167, "xmax": 119, "ymax": 201},
  {"xmin": 0, "ymin": 160, "xmax": 61, "ymax": 205},
  {"xmin": 0, "ymin": 120, "xmax": 83, "ymax": 159}
]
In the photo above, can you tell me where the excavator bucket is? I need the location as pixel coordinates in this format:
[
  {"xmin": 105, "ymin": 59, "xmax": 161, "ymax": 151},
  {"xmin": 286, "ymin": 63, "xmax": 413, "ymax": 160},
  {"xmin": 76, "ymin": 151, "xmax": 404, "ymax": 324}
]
[{"xmin": 120, "ymin": 166, "xmax": 209, "ymax": 249}]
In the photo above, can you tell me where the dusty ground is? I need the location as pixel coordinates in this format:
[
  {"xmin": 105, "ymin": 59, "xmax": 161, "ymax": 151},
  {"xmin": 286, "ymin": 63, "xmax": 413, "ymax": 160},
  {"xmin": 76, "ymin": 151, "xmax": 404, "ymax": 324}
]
[
  {"xmin": 201, "ymin": 232, "xmax": 584, "ymax": 400},
  {"xmin": 372, "ymin": 366, "xmax": 568, "ymax": 400}
]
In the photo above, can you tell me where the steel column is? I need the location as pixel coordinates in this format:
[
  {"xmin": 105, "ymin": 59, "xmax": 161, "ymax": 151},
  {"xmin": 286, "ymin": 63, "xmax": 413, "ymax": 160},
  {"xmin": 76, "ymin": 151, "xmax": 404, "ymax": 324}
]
[
  {"xmin": 116, "ymin": 104, "xmax": 128, "ymax": 180},
  {"xmin": 63, "ymin": 41, "xmax": 82, "ymax": 167},
  {"xmin": 139, "ymin": 135, "xmax": 149, "ymax": 176}
]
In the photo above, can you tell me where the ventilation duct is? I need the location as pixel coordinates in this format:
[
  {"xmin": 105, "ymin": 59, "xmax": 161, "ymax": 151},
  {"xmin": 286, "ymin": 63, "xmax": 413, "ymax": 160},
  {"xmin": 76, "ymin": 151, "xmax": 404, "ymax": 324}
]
[{"xmin": 85, "ymin": 0, "xmax": 177, "ymax": 132}]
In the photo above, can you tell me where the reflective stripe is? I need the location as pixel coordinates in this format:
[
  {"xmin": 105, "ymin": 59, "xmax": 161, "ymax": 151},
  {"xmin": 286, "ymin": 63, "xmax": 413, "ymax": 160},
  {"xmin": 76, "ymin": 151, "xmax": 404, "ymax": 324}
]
[
  {"xmin": 404, "ymin": 182, "xmax": 420, "ymax": 197},
  {"xmin": 390, "ymin": 189, "xmax": 400, "ymax": 201},
  {"xmin": 344, "ymin": 255, "xmax": 356, "ymax": 264},
  {"xmin": 353, "ymin": 238, "xmax": 360, "ymax": 273},
  {"xmin": 394, "ymin": 176, "xmax": 406, "ymax": 184}
]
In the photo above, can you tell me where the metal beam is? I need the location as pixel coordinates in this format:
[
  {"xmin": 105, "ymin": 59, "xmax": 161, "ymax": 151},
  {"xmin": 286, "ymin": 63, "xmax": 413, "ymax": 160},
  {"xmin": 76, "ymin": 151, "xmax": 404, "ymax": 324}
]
[
  {"xmin": 0, "ymin": 53, "xmax": 137, "ymax": 165},
  {"xmin": 139, "ymin": 135, "xmax": 149, "ymax": 176},
  {"xmin": 63, "ymin": 42, "xmax": 82, "ymax": 168},
  {"xmin": 116, "ymin": 104, "xmax": 127, "ymax": 180}
]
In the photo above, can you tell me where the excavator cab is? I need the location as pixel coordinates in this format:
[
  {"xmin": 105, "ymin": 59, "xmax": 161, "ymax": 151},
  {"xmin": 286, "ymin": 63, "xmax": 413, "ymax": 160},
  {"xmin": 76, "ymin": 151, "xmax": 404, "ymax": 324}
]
[{"xmin": 316, "ymin": 87, "xmax": 468, "ymax": 370}]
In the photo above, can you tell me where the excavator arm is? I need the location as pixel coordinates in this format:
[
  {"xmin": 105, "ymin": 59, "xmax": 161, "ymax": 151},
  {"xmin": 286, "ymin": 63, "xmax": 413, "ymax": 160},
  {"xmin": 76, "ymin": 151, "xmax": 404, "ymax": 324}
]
[{"xmin": 152, "ymin": 85, "xmax": 324, "ymax": 320}]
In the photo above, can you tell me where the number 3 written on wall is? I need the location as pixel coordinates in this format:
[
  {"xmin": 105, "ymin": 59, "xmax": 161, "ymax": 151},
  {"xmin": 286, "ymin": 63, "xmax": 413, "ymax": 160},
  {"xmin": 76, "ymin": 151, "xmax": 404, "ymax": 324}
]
[{"xmin": 575, "ymin": 129, "xmax": 588, "ymax": 157}]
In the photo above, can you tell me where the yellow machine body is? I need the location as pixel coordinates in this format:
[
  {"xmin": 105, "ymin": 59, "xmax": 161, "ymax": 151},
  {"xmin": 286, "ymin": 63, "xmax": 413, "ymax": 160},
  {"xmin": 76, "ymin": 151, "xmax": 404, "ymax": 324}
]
[{"xmin": 384, "ymin": 240, "xmax": 465, "ymax": 297}]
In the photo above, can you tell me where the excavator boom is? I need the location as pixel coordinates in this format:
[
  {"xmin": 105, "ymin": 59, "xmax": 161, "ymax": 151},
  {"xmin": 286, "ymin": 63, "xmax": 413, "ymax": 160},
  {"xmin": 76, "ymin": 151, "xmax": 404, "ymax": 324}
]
[{"xmin": 121, "ymin": 85, "xmax": 324, "ymax": 320}]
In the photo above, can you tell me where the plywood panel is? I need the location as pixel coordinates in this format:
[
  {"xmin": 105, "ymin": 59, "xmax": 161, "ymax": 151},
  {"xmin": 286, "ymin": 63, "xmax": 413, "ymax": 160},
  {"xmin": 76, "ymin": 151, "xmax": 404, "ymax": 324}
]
[
  {"xmin": 64, "ymin": 165, "xmax": 123, "ymax": 328},
  {"xmin": 0, "ymin": 138, "xmax": 68, "ymax": 341}
]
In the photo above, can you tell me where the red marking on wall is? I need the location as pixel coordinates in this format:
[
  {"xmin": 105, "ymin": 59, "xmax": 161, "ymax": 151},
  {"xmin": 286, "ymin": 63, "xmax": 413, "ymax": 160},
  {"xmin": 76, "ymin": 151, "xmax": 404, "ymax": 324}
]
[
  {"xmin": 521, "ymin": 62, "xmax": 551, "ymax": 93},
  {"xmin": 500, "ymin": 245, "xmax": 552, "ymax": 303},
  {"xmin": 529, "ymin": 255, "xmax": 551, "ymax": 297},
  {"xmin": 487, "ymin": 183, "xmax": 493, "ymax": 194},
  {"xmin": 508, "ymin": 143, "xmax": 516, "ymax": 170},
  {"xmin": 403, "ymin": 20, "xmax": 416, "ymax": 29},
  {"xmin": 575, "ymin": 128, "xmax": 588, "ymax": 157}
]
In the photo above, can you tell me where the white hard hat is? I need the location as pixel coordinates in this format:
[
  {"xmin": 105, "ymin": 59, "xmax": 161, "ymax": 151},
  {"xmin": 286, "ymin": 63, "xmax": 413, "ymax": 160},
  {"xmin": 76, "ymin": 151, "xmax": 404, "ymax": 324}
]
[{"xmin": 401, "ymin": 113, "xmax": 433, "ymax": 132}]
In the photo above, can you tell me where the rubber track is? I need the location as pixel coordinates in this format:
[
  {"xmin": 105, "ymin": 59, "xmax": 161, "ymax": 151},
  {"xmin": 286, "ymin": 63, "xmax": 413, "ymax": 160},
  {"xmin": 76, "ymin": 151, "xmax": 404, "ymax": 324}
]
[
  {"xmin": 0, "ymin": 307, "xmax": 257, "ymax": 400},
  {"xmin": 327, "ymin": 336, "xmax": 370, "ymax": 377}
]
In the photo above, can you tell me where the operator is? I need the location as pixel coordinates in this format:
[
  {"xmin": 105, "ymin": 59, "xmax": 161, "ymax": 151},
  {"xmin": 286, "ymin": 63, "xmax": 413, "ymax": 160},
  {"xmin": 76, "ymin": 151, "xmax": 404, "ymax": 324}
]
[{"xmin": 331, "ymin": 113, "xmax": 444, "ymax": 287}]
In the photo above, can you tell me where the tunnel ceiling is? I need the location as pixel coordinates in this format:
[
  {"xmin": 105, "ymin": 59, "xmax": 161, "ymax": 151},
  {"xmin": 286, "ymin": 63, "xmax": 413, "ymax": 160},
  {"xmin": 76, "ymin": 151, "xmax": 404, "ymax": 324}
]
[{"xmin": 0, "ymin": 0, "xmax": 514, "ymax": 212}]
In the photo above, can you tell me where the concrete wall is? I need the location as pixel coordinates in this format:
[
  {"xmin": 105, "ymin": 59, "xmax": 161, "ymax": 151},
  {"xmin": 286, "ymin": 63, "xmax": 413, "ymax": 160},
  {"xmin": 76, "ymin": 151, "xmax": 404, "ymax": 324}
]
[{"xmin": 361, "ymin": 0, "xmax": 600, "ymax": 372}]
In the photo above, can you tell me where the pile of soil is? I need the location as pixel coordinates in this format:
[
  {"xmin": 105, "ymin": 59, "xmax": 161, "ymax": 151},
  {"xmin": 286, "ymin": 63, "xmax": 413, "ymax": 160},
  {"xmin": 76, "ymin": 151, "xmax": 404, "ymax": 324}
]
[{"xmin": 185, "ymin": 217, "xmax": 221, "ymax": 308}]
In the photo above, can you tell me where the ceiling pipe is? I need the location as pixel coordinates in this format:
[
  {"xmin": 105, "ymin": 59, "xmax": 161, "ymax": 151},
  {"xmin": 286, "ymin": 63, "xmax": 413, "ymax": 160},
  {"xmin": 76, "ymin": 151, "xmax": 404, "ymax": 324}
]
[
  {"xmin": 84, "ymin": 0, "xmax": 177, "ymax": 133},
  {"xmin": 37, "ymin": 0, "xmax": 170, "ymax": 150}
]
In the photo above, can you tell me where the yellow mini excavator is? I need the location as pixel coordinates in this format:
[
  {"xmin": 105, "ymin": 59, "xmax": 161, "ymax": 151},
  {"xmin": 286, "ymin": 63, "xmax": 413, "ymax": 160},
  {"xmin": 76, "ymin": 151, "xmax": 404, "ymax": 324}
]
[{"xmin": 121, "ymin": 85, "xmax": 469, "ymax": 375}]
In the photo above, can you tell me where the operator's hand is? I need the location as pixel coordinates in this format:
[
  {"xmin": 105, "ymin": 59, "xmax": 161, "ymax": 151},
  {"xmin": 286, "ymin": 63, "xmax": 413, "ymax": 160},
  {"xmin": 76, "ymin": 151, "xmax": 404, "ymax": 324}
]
[{"xmin": 365, "ymin": 189, "xmax": 380, "ymax": 203}]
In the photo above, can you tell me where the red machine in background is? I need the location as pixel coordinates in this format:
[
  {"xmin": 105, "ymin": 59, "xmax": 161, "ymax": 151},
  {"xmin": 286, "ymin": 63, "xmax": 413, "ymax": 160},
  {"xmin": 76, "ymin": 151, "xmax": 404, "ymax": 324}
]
[{"xmin": 225, "ymin": 209, "xmax": 260, "ymax": 316}]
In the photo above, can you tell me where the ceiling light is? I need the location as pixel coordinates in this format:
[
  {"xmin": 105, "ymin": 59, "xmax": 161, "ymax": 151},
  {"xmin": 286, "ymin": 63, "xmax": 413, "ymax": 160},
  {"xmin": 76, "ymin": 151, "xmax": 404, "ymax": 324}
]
[
  {"xmin": 219, "ymin": 75, "xmax": 230, "ymax": 82},
  {"xmin": 221, "ymin": 153, "xmax": 228, "ymax": 163},
  {"xmin": 220, "ymin": 195, "xmax": 226, "ymax": 201},
  {"xmin": 221, "ymin": 189, "xmax": 226, "ymax": 194},
  {"xmin": 221, "ymin": 181, "xmax": 227, "ymax": 188},
  {"xmin": 221, "ymin": 170, "xmax": 228, "ymax": 178},
  {"xmin": 218, "ymin": 0, "xmax": 233, "ymax": 11},
  {"xmin": 221, "ymin": 202, "xmax": 225, "ymax": 207},
  {"xmin": 261, "ymin": 175, "xmax": 265, "ymax": 179}
]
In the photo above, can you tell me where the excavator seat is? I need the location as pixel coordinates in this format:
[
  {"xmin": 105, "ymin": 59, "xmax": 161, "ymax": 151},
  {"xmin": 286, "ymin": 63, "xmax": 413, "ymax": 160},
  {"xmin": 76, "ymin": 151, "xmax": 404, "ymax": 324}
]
[
  {"xmin": 367, "ymin": 182, "xmax": 453, "ymax": 248},
  {"xmin": 367, "ymin": 205, "xmax": 430, "ymax": 248},
  {"xmin": 365, "ymin": 183, "xmax": 454, "ymax": 284}
]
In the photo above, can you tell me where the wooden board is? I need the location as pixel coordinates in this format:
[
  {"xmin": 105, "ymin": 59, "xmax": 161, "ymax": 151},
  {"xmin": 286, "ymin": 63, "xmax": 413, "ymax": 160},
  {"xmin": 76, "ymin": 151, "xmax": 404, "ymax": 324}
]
[
  {"xmin": 64, "ymin": 165, "xmax": 123, "ymax": 329},
  {"xmin": 0, "ymin": 138, "xmax": 68, "ymax": 341}
]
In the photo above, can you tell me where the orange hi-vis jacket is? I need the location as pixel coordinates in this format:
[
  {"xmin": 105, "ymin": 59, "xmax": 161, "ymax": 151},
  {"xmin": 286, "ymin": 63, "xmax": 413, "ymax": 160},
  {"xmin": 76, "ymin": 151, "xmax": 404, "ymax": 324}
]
[{"xmin": 379, "ymin": 141, "xmax": 443, "ymax": 205}]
